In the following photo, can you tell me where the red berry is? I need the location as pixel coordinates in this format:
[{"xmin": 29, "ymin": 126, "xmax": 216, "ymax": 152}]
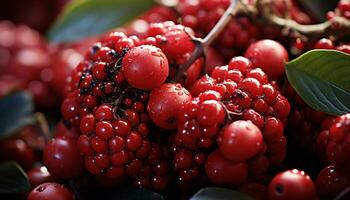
[
  {"xmin": 122, "ymin": 45, "xmax": 169, "ymax": 90},
  {"xmin": 27, "ymin": 166, "xmax": 54, "ymax": 189},
  {"xmin": 0, "ymin": 138, "xmax": 35, "ymax": 169},
  {"xmin": 43, "ymin": 137, "xmax": 85, "ymax": 180},
  {"xmin": 147, "ymin": 83, "xmax": 192, "ymax": 129},
  {"xmin": 219, "ymin": 120, "xmax": 263, "ymax": 162},
  {"xmin": 95, "ymin": 121, "xmax": 113, "ymax": 140},
  {"xmin": 268, "ymin": 169, "xmax": 317, "ymax": 200},
  {"xmin": 314, "ymin": 38, "xmax": 335, "ymax": 49},
  {"xmin": 27, "ymin": 183, "xmax": 74, "ymax": 200},
  {"xmin": 205, "ymin": 150, "xmax": 248, "ymax": 186},
  {"xmin": 316, "ymin": 165, "xmax": 350, "ymax": 199},
  {"xmin": 244, "ymin": 39, "xmax": 288, "ymax": 80},
  {"xmin": 196, "ymin": 100, "xmax": 225, "ymax": 126},
  {"xmin": 27, "ymin": 182, "xmax": 74, "ymax": 200}
]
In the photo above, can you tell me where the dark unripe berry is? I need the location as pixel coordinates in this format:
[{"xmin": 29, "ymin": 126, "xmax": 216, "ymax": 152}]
[
  {"xmin": 43, "ymin": 137, "xmax": 85, "ymax": 180},
  {"xmin": 268, "ymin": 169, "xmax": 317, "ymax": 200},
  {"xmin": 219, "ymin": 120, "xmax": 263, "ymax": 162},
  {"xmin": 122, "ymin": 45, "xmax": 169, "ymax": 90},
  {"xmin": 205, "ymin": 150, "xmax": 248, "ymax": 186},
  {"xmin": 244, "ymin": 39, "xmax": 288, "ymax": 80},
  {"xmin": 27, "ymin": 182, "xmax": 73, "ymax": 200},
  {"xmin": 147, "ymin": 83, "xmax": 192, "ymax": 129}
]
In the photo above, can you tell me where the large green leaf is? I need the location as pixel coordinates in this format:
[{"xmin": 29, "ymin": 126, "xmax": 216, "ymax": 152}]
[
  {"xmin": 285, "ymin": 50, "xmax": 350, "ymax": 116},
  {"xmin": 0, "ymin": 92, "xmax": 35, "ymax": 140},
  {"xmin": 0, "ymin": 162, "xmax": 30, "ymax": 193},
  {"xmin": 190, "ymin": 187, "xmax": 253, "ymax": 200},
  {"xmin": 47, "ymin": 0, "xmax": 154, "ymax": 43}
]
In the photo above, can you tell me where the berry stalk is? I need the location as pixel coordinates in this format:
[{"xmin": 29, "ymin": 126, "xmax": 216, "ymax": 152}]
[{"xmin": 173, "ymin": 0, "xmax": 239, "ymax": 82}]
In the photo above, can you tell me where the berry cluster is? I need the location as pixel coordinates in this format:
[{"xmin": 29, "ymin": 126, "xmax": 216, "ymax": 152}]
[
  {"xmin": 60, "ymin": 24, "xmax": 198, "ymax": 190},
  {"xmin": 171, "ymin": 56, "xmax": 290, "ymax": 187}
]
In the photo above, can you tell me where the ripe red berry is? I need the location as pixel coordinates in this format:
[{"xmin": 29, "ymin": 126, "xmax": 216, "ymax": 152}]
[
  {"xmin": 27, "ymin": 166, "xmax": 55, "ymax": 189},
  {"xmin": 43, "ymin": 137, "xmax": 85, "ymax": 180},
  {"xmin": 147, "ymin": 83, "xmax": 192, "ymax": 129},
  {"xmin": 268, "ymin": 169, "xmax": 317, "ymax": 200},
  {"xmin": 314, "ymin": 38, "xmax": 335, "ymax": 49},
  {"xmin": 316, "ymin": 165, "xmax": 350, "ymax": 199},
  {"xmin": 122, "ymin": 45, "xmax": 169, "ymax": 90},
  {"xmin": 244, "ymin": 39, "xmax": 288, "ymax": 80},
  {"xmin": 205, "ymin": 150, "xmax": 248, "ymax": 186},
  {"xmin": 27, "ymin": 182, "xmax": 74, "ymax": 200},
  {"xmin": 219, "ymin": 120, "xmax": 263, "ymax": 162},
  {"xmin": 0, "ymin": 138, "xmax": 36, "ymax": 169},
  {"xmin": 318, "ymin": 114, "xmax": 350, "ymax": 165}
]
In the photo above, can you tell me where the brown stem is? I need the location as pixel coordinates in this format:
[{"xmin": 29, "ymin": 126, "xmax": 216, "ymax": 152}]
[
  {"xmin": 112, "ymin": 86, "xmax": 131, "ymax": 119},
  {"xmin": 34, "ymin": 112, "xmax": 50, "ymax": 143},
  {"xmin": 249, "ymin": 0, "xmax": 350, "ymax": 36},
  {"xmin": 172, "ymin": 0, "xmax": 238, "ymax": 82}
]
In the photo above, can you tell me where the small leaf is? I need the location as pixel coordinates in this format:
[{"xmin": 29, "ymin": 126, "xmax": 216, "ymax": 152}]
[
  {"xmin": 190, "ymin": 187, "xmax": 253, "ymax": 200},
  {"xmin": 297, "ymin": 0, "xmax": 337, "ymax": 22},
  {"xmin": 0, "ymin": 92, "xmax": 35, "ymax": 140},
  {"xmin": 0, "ymin": 162, "xmax": 30, "ymax": 194},
  {"xmin": 47, "ymin": 0, "xmax": 154, "ymax": 43},
  {"xmin": 89, "ymin": 187, "xmax": 164, "ymax": 200},
  {"xmin": 285, "ymin": 50, "xmax": 350, "ymax": 116}
]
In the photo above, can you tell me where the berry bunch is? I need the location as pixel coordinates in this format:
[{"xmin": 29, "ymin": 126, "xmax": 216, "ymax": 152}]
[
  {"xmin": 171, "ymin": 56, "xmax": 290, "ymax": 187},
  {"xmin": 60, "ymin": 25, "xmax": 194, "ymax": 190}
]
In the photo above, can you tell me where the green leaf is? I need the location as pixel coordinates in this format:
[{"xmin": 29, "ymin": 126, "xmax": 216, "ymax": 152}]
[
  {"xmin": 47, "ymin": 0, "xmax": 154, "ymax": 43},
  {"xmin": 297, "ymin": 0, "xmax": 337, "ymax": 22},
  {"xmin": 190, "ymin": 187, "xmax": 253, "ymax": 200},
  {"xmin": 0, "ymin": 162, "xmax": 30, "ymax": 193},
  {"xmin": 285, "ymin": 49, "xmax": 350, "ymax": 116},
  {"xmin": 0, "ymin": 92, "xmax": 35, "ymax": 140}
]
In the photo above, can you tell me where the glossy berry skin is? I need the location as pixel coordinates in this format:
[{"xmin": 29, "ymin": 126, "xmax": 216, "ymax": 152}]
[
  {"xmin": 0, "ymin": 138, "xmax": 36, "ymax": 169},
  {"xmin": 27, "ymin": 182, "xmax": 73, "ymax": 200},
  {"xmin": 219, "ymin": 120, "xmax": 263, "ymax": 162},
  {"xmin": 316, "ymin": 165, "xmax": 350, "ymax": 199},
  {"xmin": 147, "ymin": 83, "xmax": 192, "ymax": 129},
  {"xmin": 43, "ymin": 137, "xmax": 85, "ymax": 180},
  {"xmin": 268, "ymin": 169, "xmax": 317, "ymax": 200},
  {"xmin": 54, "ymin": 121, "xmax": 80, "ymax": 139},
  {"xmin": 317, "ymin": 114, "xmax": 350, "ymax": 165},
  {"xmin": 244, "ymin": 39, "xmax": 288, "ymax": 80},
  {"xmin": 205, "ymin": 150, "xmax": 248, "ymax": 186},
  {"xmin": 122, "ymin": 45, "xmax": 169, "ymax": 90},
  {"xmin": 314, "ymin": 38, "xmax": 335, "ymax": 49},
  {"xmin": 27, "ymin": 166, "xmax": 54, "ymax": 189}
]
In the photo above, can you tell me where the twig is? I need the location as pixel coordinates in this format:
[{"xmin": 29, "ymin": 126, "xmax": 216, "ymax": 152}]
[
  {"xmin": 172, "ymin": 0, "xmax": 238, "ymax": 82},
  {"xmin": 34, "ymin": 112, "xmax": 50, "ymax": 143}
]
